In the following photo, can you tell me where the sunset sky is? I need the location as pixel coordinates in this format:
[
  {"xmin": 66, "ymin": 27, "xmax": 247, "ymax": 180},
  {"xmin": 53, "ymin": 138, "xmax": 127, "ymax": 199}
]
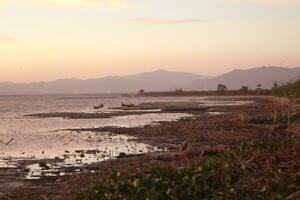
[{"xmin": 0, "ymin": 0, "xmax": 299, "ymax": 82}]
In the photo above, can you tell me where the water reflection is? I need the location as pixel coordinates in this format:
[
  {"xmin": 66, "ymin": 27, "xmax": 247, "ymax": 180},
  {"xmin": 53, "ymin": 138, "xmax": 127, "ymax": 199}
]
[
  {"xmin": 23, "ymin": 132, "xmax": 163, "ymax": 179},
  {"xmin": 0, "ymin": 95, "xmax": 248, "ymax": 179}
]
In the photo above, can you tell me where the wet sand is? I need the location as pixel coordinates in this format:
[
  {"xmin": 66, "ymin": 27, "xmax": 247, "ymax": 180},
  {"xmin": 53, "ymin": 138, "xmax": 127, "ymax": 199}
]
[
  {"xmin": 24, "ymin": 101, "xmax": 210, "ymax": 119},
  {"xmin": 24, "ymin": 111, "xmax": 164, "ymax": 119},
  {"xmin": 1, "ymin": 96, "xmax": 298, "ymax": 200}
]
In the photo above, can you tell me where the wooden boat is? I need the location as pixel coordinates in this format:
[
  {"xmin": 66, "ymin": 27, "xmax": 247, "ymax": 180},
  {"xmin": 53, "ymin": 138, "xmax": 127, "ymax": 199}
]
[
  {"xmin": 93, "ymin": 104, "xmax": 104, "ymax": 109},
  {"xmin": 121, "ymin": 103, "xmax": 135, "ymax": 107}
]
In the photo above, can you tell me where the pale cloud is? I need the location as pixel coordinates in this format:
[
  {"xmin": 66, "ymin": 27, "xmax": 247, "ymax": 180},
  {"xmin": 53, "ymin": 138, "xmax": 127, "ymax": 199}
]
[
  {"xmin": 0, "ymin": 35, "xmax": 18, "ymax": 44},
  {"xmin": 0, "ymin": 0, "xmax": 128, "ymax": 7},
  {"xmin": 127, "ymin": 18, "xmax": 207, "ymax": 25},
  {"xmin": 234, "ymin": 0, "xmax": 300, "ymax": 5}
]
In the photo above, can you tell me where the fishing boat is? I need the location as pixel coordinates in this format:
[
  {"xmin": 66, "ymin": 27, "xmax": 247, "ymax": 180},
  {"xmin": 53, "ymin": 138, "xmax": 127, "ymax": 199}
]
[
  {"xmin": 93, "ymin": 104, "xmax": 104, "ymax": 109},
  {"xmin": 121, "ymin": 103, "xmax": 135, "ymax": 107}
]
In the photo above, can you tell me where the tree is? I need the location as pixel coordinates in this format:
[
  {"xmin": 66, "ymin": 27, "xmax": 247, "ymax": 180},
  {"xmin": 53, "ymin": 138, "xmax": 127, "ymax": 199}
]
[
  {"xmin": 217, "ymin": 84, "xmax": 228, "ymax": 92},
  {"xmin": 240, "ymin": 86, "xmax": 249, "ymax": 92},
  {"xmin": 139, "ymin": 89, "xmax": 145, "ymax": 94},
  {"xmin": 256, "ymin": 84, "xmax": 262, "ymax": 91},
  {"xmin": 175, "ymin": 88, "xmax": 183, "ymax": 93}
]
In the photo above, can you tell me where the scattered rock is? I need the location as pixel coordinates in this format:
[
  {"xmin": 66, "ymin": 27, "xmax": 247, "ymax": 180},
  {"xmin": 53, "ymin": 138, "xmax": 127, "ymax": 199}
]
[{"xmin": 117, "ymin": 152, "xmax": 127, "ymax": 159}]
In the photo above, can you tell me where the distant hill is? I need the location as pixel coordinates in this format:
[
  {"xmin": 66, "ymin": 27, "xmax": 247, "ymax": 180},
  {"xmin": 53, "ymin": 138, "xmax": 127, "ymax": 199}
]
[
  {"xmin": 184, "ymin": 66, "xmax": 300, "ymax": 91},
  {"xmin": 0, "ymin": 70, "xmax": 207, "ymax": 94},
  {"xmin": 0, "ymin": 67, "xmax": 299, "ymax": 94}
]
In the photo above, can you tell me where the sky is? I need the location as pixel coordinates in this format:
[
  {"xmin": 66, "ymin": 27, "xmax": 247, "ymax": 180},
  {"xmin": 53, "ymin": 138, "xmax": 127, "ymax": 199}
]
[{"xmin": 0, "ymin": 0, "xmax": 299, "ymax": 82}]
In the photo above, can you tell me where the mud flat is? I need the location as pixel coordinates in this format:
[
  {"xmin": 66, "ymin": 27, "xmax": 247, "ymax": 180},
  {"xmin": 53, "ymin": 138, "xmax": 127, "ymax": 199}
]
[
  {"xmin": 1, "ymin": 96, "xmax": 299, "ymax": 199},
  {"xmin": 24, "ymin": 111, "xmax": 163, "ymax": 119},
  {"xmin": 110, "ymin": 101, "xmax": 207, "ymax": 111},
  {"xmin": 24, "ymin": 101, "xmax": 209, "ymax": 119}
]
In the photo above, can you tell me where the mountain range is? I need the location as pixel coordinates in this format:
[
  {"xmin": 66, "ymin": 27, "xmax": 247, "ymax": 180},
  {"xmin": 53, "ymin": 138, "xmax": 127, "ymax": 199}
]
[
  {"xmin": 0, "ymin": 66, "xmax": 299, "ymax": 94},
  {"xmin": 184, "ymin": 66, "xmax": 300, "ymax": 91}
]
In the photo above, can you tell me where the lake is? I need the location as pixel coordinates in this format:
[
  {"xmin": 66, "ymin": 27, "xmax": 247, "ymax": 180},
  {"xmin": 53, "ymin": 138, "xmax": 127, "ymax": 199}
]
[{"xmin": 0, "ymin": 95, "xmax": 249, "ymax": 179}]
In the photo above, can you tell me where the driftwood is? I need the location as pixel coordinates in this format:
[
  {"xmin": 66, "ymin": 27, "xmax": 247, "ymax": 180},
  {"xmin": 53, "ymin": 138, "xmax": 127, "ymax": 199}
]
[{"xmin": 6, "ymin": 138, "xmax": 14, "ymax": 146}]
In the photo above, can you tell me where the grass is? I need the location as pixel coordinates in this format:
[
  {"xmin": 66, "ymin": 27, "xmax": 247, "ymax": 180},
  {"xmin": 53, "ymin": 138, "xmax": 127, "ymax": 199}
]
[
  {"xmin": 76, "ymin": 138, "xmax": 299, "ymax": 200},
  {"xmin": 249, "ymin": 113, "xmax": 300, "ymax": 125},
  {"xmin": 272, "ymin": 79, "xmax": 300, "ymax": 98}
]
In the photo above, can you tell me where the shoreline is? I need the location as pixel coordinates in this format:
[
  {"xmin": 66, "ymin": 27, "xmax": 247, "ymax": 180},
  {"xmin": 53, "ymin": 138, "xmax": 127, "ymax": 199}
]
[{"xmin": 1, "ymin": 96, "xmax": 299, "ymax": 199}]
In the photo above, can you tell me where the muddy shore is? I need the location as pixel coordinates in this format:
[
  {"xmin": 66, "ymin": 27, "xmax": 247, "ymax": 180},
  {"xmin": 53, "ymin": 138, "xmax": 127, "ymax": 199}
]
[
  {"xmin": 24, "ymin": 101, "xmax": 210, "ymax": 119},
  {"xmin": 1, "ymin": 96, "xmax": 298, "ymax": 200}
]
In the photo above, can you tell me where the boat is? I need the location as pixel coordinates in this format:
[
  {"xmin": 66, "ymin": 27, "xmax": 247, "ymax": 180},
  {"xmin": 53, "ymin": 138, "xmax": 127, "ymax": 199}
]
[
  {"xmin": 93, "ymin": 104, "xmax": 104, "ymax": 109},
  {"xmin": 121, "ymin": 103, "xmax": 135, "ymax": 107}
]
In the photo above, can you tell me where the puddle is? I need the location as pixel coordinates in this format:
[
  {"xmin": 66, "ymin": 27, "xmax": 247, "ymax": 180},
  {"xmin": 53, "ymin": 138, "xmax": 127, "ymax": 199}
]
[
  {"xmin": 0, "ymin": 112, "xmax": 189, "ymax": 179},
  {"xmin": 207, "ymin": 112, "xmax": 224, "ymax": 115},
  {"xmin": 7, "ymin": 132, "xmax": 164, "ymax": 180},
  {"xmin": 24, "ymin": 163, "xmax": 66, "ymax": 180}
]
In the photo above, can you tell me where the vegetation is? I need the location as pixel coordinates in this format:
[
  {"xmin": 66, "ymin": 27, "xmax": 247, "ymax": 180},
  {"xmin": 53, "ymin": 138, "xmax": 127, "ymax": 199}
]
[
  {"xmin": 137, "ymin": 79, "xmax": 300, "ymax": 98},
  {"xmin": 249, "ymin": 112, "xmax": 300, "ymax": 125},
  {"xmin": 256, "ymin": 84, "xmax": 262, "ymax": 91},
  {"xmin": 175, "ymin": 88, "xmax": 184, "ymax": 93},
  {"xmin": 272, "ymin": 79, "xmax": 300, "ymax": 98},
  {"xmin": 240, "ymin": 86, "xmax": 249, "ymax": 92},
  {"xmin": 139, "ymin": 89, "xmax": 145, "ymax": 94},
  {"xmin": 217, "ymin": 84, "xmax": 228, "ymax": 92},
  {"xmin": 76, "ymin": 138, "xmax": 299, "ymax": 200},
  {"xmin": 136, "ymin": 89, "xmax": 271, "ymax": 97}
]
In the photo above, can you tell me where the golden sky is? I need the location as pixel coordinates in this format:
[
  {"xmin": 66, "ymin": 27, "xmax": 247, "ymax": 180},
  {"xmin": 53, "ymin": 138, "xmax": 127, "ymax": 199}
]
[{"xmin": 0, "ymin": 0, "xmax": 299, "ymax": 82}]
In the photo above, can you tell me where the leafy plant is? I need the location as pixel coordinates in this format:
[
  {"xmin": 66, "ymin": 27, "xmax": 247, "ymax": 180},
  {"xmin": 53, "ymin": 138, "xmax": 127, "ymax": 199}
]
[
  {"xmin": 76, "ymin": 138, "xmax": 299, "ymax": 200},
  {"xmin": 249, "ymin": 113, "xmax": 300, "ymax": 125}
]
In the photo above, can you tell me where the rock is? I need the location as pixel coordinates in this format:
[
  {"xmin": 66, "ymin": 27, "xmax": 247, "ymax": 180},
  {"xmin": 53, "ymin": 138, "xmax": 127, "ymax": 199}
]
[
  {"xmin": 86, "ymin": 150, "xmax": 100, "ymax": 154},
  {"xmin": 39, "ymin": 162, "xmax": 50, "ymax": 170},
  {"xmin": 117, "ymin": 152, "xmax": 127, "ymax": 159}
]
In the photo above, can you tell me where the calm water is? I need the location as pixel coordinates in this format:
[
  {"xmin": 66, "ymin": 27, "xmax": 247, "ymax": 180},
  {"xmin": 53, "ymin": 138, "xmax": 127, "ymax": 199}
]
[{"xmin": 0, "ymin": 95, "xmax": 248, "ymax": 179}]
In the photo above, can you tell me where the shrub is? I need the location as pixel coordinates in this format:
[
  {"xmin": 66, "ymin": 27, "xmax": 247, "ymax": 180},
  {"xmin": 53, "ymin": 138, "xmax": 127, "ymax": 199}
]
[
  {"xmin": 76, "ymin": 138, "xmax": 299, "ymax": 200},
  {"xmin": 272, "ymin": 79, "xmax": 300, "ymax": 98}
]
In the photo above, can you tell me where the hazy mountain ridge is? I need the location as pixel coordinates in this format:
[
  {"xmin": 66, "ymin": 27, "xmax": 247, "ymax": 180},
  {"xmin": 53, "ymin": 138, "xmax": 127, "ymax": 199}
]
[
  {"xmin": 185, "ymin": 66, "xmax": 300, "ymax": 90},
  {"xmin": 0, "ymin": 70, "xmax": 207, "ymax": 94},
  {"xmin": 0, "ymin": 67, "xmax": 299, "ymax": 94}
]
